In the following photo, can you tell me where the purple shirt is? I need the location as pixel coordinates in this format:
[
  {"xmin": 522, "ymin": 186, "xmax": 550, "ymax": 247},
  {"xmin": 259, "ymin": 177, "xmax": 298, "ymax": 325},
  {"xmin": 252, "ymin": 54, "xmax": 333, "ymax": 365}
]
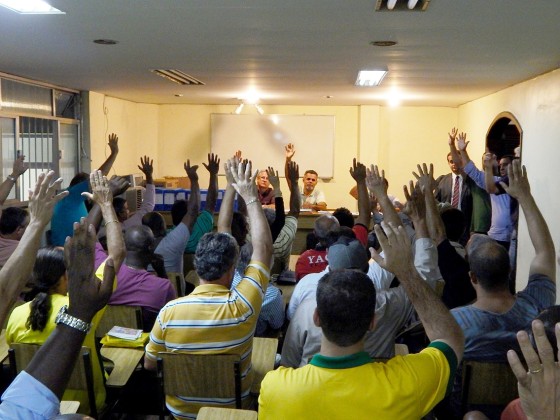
[{"xmin": 95, "ymin": 243, "xmax": 177, "ymax": 330}]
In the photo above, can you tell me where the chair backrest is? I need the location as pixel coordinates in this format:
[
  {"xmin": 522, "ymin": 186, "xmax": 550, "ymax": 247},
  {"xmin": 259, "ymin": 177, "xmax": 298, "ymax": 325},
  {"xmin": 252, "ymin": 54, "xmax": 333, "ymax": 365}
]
[
  {"xmin": 197, "ymin": 407, "xmax": 257, "ymax": 420},
  {"xmin": 185, "ymin": 269, "xmax": 200, "ymax": 288},
  {"xmin": 8, "ymin": 343, "xmax": 97, "ymax": 418},
  {"xmin": 167, "ymin": 272, "xmax": 185, "ymax": 297},
  {"xmin": 95, "ymin": 304, "xmax": 143, "ymax": 338},
  {"xmin": 156, "ymin": 352, "xmax": 242, "ymax": 411},
  {"xmin": 461, "ymin": 360, "xmax": 519, "ymax": 410}
]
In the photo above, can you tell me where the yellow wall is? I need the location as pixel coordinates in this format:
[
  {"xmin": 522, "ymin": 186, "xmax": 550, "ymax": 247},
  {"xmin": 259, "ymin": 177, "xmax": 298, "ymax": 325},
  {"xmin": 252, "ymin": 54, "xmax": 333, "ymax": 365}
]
[
  {"xmin": 88, "ymin": 97, "xmax": 456, "ymax": 210},
  {"xmin": 459, "ymin": 69, "xmax": 560, "ymax": 294}
]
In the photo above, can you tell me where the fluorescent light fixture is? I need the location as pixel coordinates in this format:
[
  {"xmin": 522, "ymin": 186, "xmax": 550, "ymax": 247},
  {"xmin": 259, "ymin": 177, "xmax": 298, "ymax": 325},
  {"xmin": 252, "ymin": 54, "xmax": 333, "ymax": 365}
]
[
  {"xmin": 235, "ymin": 103, "xmax": 244, "ymax": 114},
  {"xmin": 408, "ymin": 0, "xmax": 419, "ymax": 9},
  {"xmin": 255, "ymin": 105, "xmax": 264, "ymax": 115},
  {"xmin": 387, "ymin": 0, "xmax": 397, "ymax": 10},
  {"xmin": 355, "ymin": 70, "xmax": 387, "ymax": 87},
  {"xmin": 0, "ymin": 0, "xmax": 65, "ymax": 14}
]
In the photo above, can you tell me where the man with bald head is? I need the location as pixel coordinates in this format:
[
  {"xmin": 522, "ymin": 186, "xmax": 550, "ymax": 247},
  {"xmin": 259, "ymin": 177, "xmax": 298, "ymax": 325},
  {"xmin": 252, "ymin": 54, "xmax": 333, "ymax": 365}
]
[
  {"xmin": 99, "ymin": 225, "xmax": 177, "ymax": 330},
  {"xmin": 294, "ymin": 214, "xmax": 339, "ymax": 281}
]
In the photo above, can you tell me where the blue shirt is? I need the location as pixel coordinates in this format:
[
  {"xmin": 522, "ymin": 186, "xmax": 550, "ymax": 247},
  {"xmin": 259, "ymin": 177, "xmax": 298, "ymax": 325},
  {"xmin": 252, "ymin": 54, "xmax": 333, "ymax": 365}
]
[
  {"xmin": 0, "ymin": 371, "xmax": 60, "ymax": 419},
  {"xmin": 50, "ymin": 180, "xmax": 89, "ymax": 246}
]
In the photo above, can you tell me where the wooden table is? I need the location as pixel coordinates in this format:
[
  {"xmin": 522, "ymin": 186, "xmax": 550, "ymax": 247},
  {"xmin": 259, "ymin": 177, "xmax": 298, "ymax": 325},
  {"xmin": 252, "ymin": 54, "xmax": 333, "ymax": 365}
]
[
  {"xmin": 100, "ymin": 347, "xmax": 144, "ymax": 387},
  {"xmin": 0, "ymin": 329, "xmax": 8, "ymax": 363},
  {"xmin": 250, "ymin": 337, "xmax": 278, "ymax": 395}
]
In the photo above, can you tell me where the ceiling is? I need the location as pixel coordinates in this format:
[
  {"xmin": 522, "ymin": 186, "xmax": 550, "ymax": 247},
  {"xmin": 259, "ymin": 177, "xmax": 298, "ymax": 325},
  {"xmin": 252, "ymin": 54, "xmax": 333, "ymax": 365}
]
[{"xmin": 1, "ymin": 1, "xmax": 559, "ymax": 107}]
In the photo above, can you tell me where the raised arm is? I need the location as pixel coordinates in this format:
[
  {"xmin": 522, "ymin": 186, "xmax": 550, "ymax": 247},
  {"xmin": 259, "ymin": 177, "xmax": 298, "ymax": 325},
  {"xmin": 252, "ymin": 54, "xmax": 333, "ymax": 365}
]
[
  {"xmin": 227, "ymin": 159, "xmax": 272, "ymax": 266},
  {"xmin": 25, "ymin": 219, "xmax": 115, "ymax": 399},
  {"xmin": 350, "ymin": 158, "xmax": 371, "ymax": 228},
  {"xmin": 287, "ymin": 160, "xmax": 301, "ymax": 217},
  {"xmin": 0, "ymin": 154, "xmax": 27, "ymax": 206},
  {"xmin": 217, "ymin": 155, "xmax": 238, "ymax": 234},
  {"xmin": 413, "ymin": 163, "xmax": 446, "ymax": 245},
  {"xmin": 402, "ymin": 181, "xmax": 429, "ymax": 240},
  {"xmin": 449, "ymin": 129, "xmax": 465, "ymax": 171},
  {"xmin": 267, "ymin": 166, "xmax": 286, "ymax": 237},
  {"xmin": 501, "ymin": 161, "xmax": 555, "ymax": 279},
  {"xmin": 0, "ymin": 172, "xmax": 68, "ymax": 326},
  {"xmin": 483, "ymin": 152, "xmax": 500, "ymax": 194},
  {"xmin": 183, "ymin": 160, "xmax": 201, "ymax": 230},
  {"xmin": 372, "ymin": 221, "xmax": 464, "ymax": 360},
  {"xmin": 366, "ymin": 164, "xmax": 401, "ymax": 227},
  {"xmin": 82, "ymin": 170, "xmax": 125, "ymax": 272},
  {"xmin": 284, "ymin": 143, "xmax": 295, "ymax": 190},
  {"xmin": 202, "ymin": 153, "xmax": 220, "ymax": 214},
  {"xmin": 97, "ymin": 133, "xmax": 119, "ymax": 176},
  {"xmin": 86, "ymin": 175, "xmax": 129, "ymax": 231}
]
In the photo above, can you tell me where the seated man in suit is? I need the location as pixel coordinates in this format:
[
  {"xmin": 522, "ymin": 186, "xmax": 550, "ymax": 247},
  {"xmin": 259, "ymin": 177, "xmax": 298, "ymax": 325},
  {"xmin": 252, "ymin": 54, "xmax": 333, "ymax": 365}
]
[{"xmin": 259, "ymin": 221, "xmax": 464, "ymax": 419}]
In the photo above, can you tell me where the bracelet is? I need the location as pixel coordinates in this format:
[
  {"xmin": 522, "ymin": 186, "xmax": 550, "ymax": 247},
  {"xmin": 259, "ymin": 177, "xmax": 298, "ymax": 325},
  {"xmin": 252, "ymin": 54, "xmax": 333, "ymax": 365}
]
[
  {"xmin": 7, "ymin": 175, "xmax": 17, "ymax": 182},
  {"xmin": 245, "ymin": 198, "xmax": 259, "ymax": 206},
  {"xmin": 55, "ymin": 305, "xmax": 91, "ymax": 333}
]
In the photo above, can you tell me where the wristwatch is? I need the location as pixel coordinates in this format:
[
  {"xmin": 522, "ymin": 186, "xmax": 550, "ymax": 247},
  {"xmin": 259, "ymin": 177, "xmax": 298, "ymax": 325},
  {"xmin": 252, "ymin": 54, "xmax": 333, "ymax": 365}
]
[
  {"xmin": 7, "ymin": 175, "xmax": 17, "ymax": 182},
  {"xmin": 55, "ymin": 305, "xmax": 91, "ymax": 333}
]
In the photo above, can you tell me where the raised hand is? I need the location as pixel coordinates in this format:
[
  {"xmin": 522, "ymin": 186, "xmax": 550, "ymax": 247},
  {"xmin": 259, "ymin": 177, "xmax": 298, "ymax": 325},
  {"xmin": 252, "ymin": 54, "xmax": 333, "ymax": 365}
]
[
  {"xmin": 108, "ymin": 133, "xmax": 119, "ymax": 155},
  {"xmin": 138, "ymin": 156, "xmax": 154, "ymax": 183},
  {"xmin": 64, "ymin": 219, "xmax": 115, "ymax": 322},
  {"xmin": 483, "ymin": 151, "xmax": 497, "ymax": 170},
  {"xmin": 448, "ymin": 127, "xmax": 458, "ymax": 146},
  {"xmin": 412, "ymin": 163, "xmax": 437, "ymax": 193},
  {"xmin": 402, "ymin": 181, "xmax": 425, "ymax": 223},
  {"xmin": 456, "ymin": 132, "xmax": 469, "ymax": 151},
  {"xmin": 507, "ymin": 320, "xmax": 560, "ymax": 420},
  {"xmin": 371, "ymin": 221, "xmax": 415, "ymax": 277},
  {"xmin": 500, "ymin": 160, "xmax": 530, "ymax": 200},
  {"xmin": 287, "ymin": 161, "xmax": 299, "ymax": 185},
  {"xmin": 365, "ymin": 164, "xmax": 387, "ymax": 198},
  {"xmin": 203, "ymin": 153, "xmax": 220, "ymax": 176},
  {"xmin": 350, "ymin": 158, "xmax": 366, "ymax": 182},
  {"xmin": 107, "ymin": 175, "xmax": 130, "ymax": 197},
  {"xmin": 28, "ymin": 171, "xmax": 69, "ymax": 227},
  {"xmin": 234, "ymin": 150, "xmax": 242, "ymax": 162},
  {"xmin": 81, "ymin": 170, "xmax": 113, "ymax": 206},
  {"xmin": 226, "ymin": 158, "xmax": 258, "ymax": 203},
  {"xmin": 12, "ymin": 154, "xmax": 28, "ymax": 177},
  {"xmin": 184, "ymin": 159, "xmax": 199, "ymax": 181},
  {"xmin": 285, "ymin": 143, "xmax": 295, "ymax": 160},
  {"xmin": 267, "ymin": 166, "xmax": 281, "ymax": 190}
]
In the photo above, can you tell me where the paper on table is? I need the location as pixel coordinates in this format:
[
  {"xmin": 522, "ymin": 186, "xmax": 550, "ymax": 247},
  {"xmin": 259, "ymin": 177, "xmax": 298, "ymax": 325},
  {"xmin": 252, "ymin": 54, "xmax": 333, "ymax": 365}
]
[{"xmin": 107, "ymin": 326, "xmax": 143, "ymax": 341}]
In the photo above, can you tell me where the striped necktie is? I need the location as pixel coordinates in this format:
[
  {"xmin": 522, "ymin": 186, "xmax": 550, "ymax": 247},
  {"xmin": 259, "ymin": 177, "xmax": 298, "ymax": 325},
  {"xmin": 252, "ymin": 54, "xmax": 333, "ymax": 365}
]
[{"xmin": 451, "ymin": 176, "xmax": 460, "ymax": 208}]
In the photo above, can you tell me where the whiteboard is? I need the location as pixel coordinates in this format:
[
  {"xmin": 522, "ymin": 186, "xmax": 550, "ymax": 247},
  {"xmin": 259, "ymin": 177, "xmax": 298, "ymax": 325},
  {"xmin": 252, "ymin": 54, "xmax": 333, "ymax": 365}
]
[{"xmin": 210, "ymin": 114, "xmax": 335, "ymax": 178}]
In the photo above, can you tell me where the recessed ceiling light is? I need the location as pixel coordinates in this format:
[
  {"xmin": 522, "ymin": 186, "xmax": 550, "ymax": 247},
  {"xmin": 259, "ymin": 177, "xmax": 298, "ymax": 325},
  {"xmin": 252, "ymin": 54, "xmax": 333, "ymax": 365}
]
[
  {"xmin": 174, "ymin": 94, "xmax": 183, "ymax": 97},
  {"xmin": 0, "ymin": 0, "xmax": 64, "ymax": 14},
  {"xmin": 93, "ymin": 39, "xmax": 118, "ymax": 45},
  {"xmin": 355, "ymin": 70, "xmax": 388, "ymax": 87},
  {"xmin": 324, "ymin": 95, "xmax": 333, "ymax": 99},
  {"xmin": 371, "ymin": 40, "xmax": 397, "ymax": 47}
]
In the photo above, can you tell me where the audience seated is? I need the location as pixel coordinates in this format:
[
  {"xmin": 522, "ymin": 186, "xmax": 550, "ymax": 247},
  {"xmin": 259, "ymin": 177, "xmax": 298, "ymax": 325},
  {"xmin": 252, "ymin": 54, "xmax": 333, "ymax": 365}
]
[
  {"xmin": 256, "ymin": 169, "xmax": 275, "ymax": 208},
  {"xmin": 170, "ymin": 153, "xmax": 219, "ymax": 254},
  {"xmin": 142, "ymin": 158, "xmax": 200, "ymax": 275},
  {"xmin": 0, "ymin": 218, "xmax": 117, "ymax": 418},
  {"xmin": 6, "ymin": 170, "xmax": 125, "ymax": 415},
  {"xmin": 294, "ymin": 214, "xmax": 338, "ymax": 281},
  {"xmin": 144, "ymin": 159, "xmax": 272, "ymax": 419},
  {"xmin": 50, "ymin": 133, "xmax": 119, "ymax": 246},
  {"xmin": 448, "ymin": 160, "xmax": 556, "ymax": 418},
  {"xmin": 0, "ymin": 207, "xmax": 29, "ymax": 266},
  {"xmin": 259, "ymin": 220, "xmax": 464, "ymax": 419}
]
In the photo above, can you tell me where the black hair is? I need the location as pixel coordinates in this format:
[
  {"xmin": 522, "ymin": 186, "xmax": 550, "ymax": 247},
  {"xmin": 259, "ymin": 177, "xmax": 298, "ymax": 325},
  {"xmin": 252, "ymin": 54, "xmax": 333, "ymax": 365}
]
[
  {"xmin": 142, "ymin": 212, "xmax": 167, "ymax": 237},
  {"xmin": 0, "ymin": 207, "xmax": 28, "ymax": 235},
  {"xmin": 113, "ymin": 197, "xmax": 127, "ymax": 215},
  {"xmin": 69, "ymin": 172, "xmax": 89, "ymax": 188},
  {"xmin": 26, "ymin": 247, "xmax": 66, "ymax": 331},
  {"xmin": 325, "ymin": 226, "xmax": 356, "ymax": 248},
  {"xmin": 469, "ymin": 241, "xmax": 510, "ymax": 291},
  {"xmin": 304, "ymin": 170, "xmax": 318, "ymax": 177},
  {"xmin": 231, "ymin": 212, "xmax": 249, "ymax": 247},
  {"xmin": 332, "ymin": 207, "xmax": 354, "ymax": 228},
  {"xmin": 316, "ymin": 269, "xmax": 376, "ymax": 347},
  {"xmin": 171, "ymin": 199, "xmax": 188, "ymax": 227},
  {"xmin": 440, "ymin": 208, "xmax": 466, "ymax": 242}
]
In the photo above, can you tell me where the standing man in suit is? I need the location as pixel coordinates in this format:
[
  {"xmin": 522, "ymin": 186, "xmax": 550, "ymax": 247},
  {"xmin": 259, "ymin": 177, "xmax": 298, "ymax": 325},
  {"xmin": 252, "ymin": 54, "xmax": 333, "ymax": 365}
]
[{"xmin": 435, "ymin": 128, "xmax": 473, "ymax": 244}]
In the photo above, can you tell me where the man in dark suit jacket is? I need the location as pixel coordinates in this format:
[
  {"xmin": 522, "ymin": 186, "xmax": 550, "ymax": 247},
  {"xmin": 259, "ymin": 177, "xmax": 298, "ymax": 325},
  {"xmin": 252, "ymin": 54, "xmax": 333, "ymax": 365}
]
[{"xmin": 435, "ymin": 152, "xmax": 473, "ymax": 245}]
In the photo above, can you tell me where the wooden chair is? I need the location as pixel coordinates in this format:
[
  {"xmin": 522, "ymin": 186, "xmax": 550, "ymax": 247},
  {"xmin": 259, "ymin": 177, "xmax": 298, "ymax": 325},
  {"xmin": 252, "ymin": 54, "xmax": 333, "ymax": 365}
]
[
  {"xmin": 461, "ymin": 360, "xmax": 519, "ymax": 413},
  {"xmin": 394, "ymin": 343, "xmax": 409, "ymax": 356},
  {"xmin": 167, "ymin": 271, "xmax": 186, "ymax": 297},
  {"xmin": 9, "ymin": 343, "xmax": 98, "ymax": 418},
  {"xmin": 198, "ymin": 406, "xmax": 257, "ymax": 420},
  {"xmin": 95, "ymin": 304, "xmax": 143, "ymax": 339},
  {"xmin": 185, "ymin": 269, "xmax": 200, "ymax": 288},
  {"xmin": 156, "ymin": 352, "xmax": 243, "ymax": 419},
  {"xmin": 250, "ymin": 337, "xmax": 278, "ymax": 395}
]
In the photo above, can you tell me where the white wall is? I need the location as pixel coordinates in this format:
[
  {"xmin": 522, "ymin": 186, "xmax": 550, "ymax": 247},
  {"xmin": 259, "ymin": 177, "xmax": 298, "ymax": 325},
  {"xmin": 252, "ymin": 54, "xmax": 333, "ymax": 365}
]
[{"xmin": 459, "ymin": 69, "xmax": 560, "ymax": 295}]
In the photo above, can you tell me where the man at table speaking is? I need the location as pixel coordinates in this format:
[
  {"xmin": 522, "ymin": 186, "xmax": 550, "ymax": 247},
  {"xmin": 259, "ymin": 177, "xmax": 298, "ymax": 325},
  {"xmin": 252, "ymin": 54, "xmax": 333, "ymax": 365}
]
[
  {"xmin": 144, "ymin": 159, "xmax": 272, "ymax": 419},
  {"xmin": 285, "ymin": 143, "xmax": 327, "ymax": 211}
]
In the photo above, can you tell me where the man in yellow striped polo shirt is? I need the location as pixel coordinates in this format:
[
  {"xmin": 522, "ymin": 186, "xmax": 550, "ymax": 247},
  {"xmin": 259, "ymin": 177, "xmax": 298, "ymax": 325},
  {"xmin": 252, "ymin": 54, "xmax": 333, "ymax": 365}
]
[{"xmin": 144, "ymin": 159, "xmax": 272, "ymax": 419}]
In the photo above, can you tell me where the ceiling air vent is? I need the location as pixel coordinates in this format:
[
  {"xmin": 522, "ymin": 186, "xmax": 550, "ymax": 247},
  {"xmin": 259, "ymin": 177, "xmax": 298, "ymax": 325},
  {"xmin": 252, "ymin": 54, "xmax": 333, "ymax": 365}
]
[
  {"xmin": 150, "ymin": 69, "xmax": 205, "ymax": 86},
  {"xmin": 375, "ymin": 0, "xmax": 430, "ymax": 11}
]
